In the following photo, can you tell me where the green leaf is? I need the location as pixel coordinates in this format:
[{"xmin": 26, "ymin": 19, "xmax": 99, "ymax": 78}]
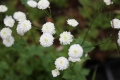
[{"xmin": 0, "ymin": 61, "xmax": 9, "ymax": 70}]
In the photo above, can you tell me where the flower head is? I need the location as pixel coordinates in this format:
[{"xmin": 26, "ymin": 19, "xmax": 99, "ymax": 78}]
[
  {"xmin": 3, "ymin": 36, "xmax": 14, "ymax": 47},
  {"xmin": 18, "ymin": 20, "xmax": 32, "ymax": 32},
  {"xmin": 27, "ymin": 0, "xmax": 37, "ymax": 8},
  {"xmin": 55, "ymin": 57, "xmax": 69, "ymax": 70},
  {"xmin": 16, "ymin": 25, "xmax": 25, "ymax": 36},
  {"xmin": 0, "ymin": 5, "xmax": 8, "ymax": 12},
  {"xmin": 110, "ymin": 18, "xmax": 120, "ymax": 29},
  {"xmin": 68, "ymin": 44, "xmax": 83, "ymax": 59},
  {"xmin": 4, "ymin": 15, "xmax": 15, "ymax": 27},
  {"xmin": 13, "ymin": 11, "xmax": 26, "ymax": 21},
  {"xmin": 68, "ymin": 57, "xmax": 80, "ymax": 62},
  {"xmin": 39, "ymin": 33, "xmax": 54, "ymax": 47},
  {"xmin": 51, "ymin": 69, "xmax": 60, "ymax": 77},
  {"xmin": 42, "ymin": 22, "xmax": 55, "ymax": 34},
  {"xmin": 103, "ymin": 0, "xmax": 113, "ymax": 5},
  {"xmin": 37, "ymin": 0, "xmax": 50, "ymax": 10},
  {"xmin": 67, "ymin": 19, "xmax": 79, "ymax": 27},
  {"xmin": 0, "ymin": 28, "xmax": 12, "ymax": 39},
  {"xmin": 59, "ymin": 31, "xmax": 73, "ymax": 45}
]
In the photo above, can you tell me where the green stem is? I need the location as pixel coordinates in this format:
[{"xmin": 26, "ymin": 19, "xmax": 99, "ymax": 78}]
[
  {"xmin": 110, "ymin": 3, "xmax": 120, "ymax": 54},
  {"xmin": 81, "ymin": 3, "xmax": 105, "ymax": 45},
  {"xmin": 92, "ymin": 65, "xmax": 98, "ymax": 80}
]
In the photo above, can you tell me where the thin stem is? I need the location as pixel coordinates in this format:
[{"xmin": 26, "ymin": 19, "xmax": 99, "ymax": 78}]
[
  {"xmin": 81, "ymin": 3, "xmax": 105, "ymax": 45},
  {"xmin": 92, "ymin": 65, "xmax": 98, "ymax": 80},
  {"xmin": 110, "ymin": 3, "xmax": 120, "ymax": 54},
  {"xmin": 83, "ymin": 32, "xmax": 114, "ymax": 48},
  {"xmin": 75, "ymin": 70, "xmax": 81, "ymax": 80},
  {"xmin": 44, "ymin": 9, "xmax": 50, "ymax": 17},
  {"xmin": 114, "ymin": 35, "xmax": 120, "ymax": 55}
]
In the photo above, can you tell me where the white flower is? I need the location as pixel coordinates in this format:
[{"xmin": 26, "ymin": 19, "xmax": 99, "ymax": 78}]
[
  {"xmin": 68, "ymin": 57, "xmax": 80, "ymax": 62},
  {"xmin": 0, "ymin": 28, "xmax": 12, "ymax": 39},
  {"xmin": 4, "ymin": 15, "xmax": 15, "ymax": 27},
  {"xmin": 39, "ymin": 33, "xmax": 54, "ymax": 47},
  {"xmin": 17, "ymin": 20, "xmax": 32, "ymax": 35},
  {"xmin": 3, "ymin": 36, "xmax": 14, "ymax": 47},
  {"xmin": 67, "ymin": 19, "xmax": 79, "ymax": 27},
  {"xmin": 68, "ymin": 44, "xmax": 83, "ymax": 59},
  {"xmin": 110, "ymin": 18, "xmax": 120, "ymax": 29},
  {"xmin": 37, "ymin": 0, "xmax": 50, "ymax": 10},
  {"xmin": 103, "ymin": 0, "xmax": 113, "ymax": 5},
  {"xmin": 13, "ymin": 11, "xmax": 26, "ymax": 21},
  {"xmin": 55, "ymin": 57, "xmax": 69, "ymax": 70},
  {"xmin": 59, "ymin": 31, "xmax": 73, "ymax": 45},
  {"xmin": 16, "ymin": 25, "xmax": 25, "ymax": 36},
  {"xmin": 51, "ymin": 69, "xmax": 60, "ymax": 77},
  {"xmin": 0, "ymin": 5, "xmax": 8, "ymax": 12},
  {"xmin": 27, "ymin": 0, "xmax": 37, "ymax": 8},
  {"xmin": 117, "ymin": 38, "xmax": 120, "ymax": 46},
  {"xmin": 42, "ymin": 22, "xmax": 55, "ymax": 34}
]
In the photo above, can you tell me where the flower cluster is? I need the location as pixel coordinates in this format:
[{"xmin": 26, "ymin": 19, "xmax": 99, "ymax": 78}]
[
  {"xmin": 27, "ymin": 0, "xmax": 50, "ymax": 10},
  {"xmin": 39, "ymin": 22, "xmax": 55, "ymax": 47},
  {"xmin": 0, "ymin": 4, "xmax": 32, "ymax": 47}
]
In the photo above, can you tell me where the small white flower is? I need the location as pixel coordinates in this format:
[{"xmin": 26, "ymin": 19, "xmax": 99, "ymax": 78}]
[
  {"xmin": 37, "ymin": 0, "xmax": 50, "ymax": 10},
  {"xmin": 59, "ymin": 31, "xmax": 73, "ymax": 45},
  {"xmin": 4, "ymin": 15, "xmax": 15, "ymax": 27},
  {"xmin": 0, "ymin": 5, "xmax": 8, "ymax": 12},
  {"xmin": 39, "ymin": 33, "xmax": 54, "ymax": 47},
  {"xmin": 42, "ymin": 22, "xmax": 55, "ymax": 34},
  {"xmin": 13, "ymin": 11, "xmax": 26, "ymax": 21},
  {"xmin": 110, "ymin": 18, "xmax": 120, "ymax": 29},
  {"xmin": 16, "ymin": 25, "xmax": 25, "ymax": 36},
  {"xmin": 68, "ymin": 44, "xmax": 83, "ymax": 59},
  {"xmin": 27, "ymin": 0, "xmax": 37, "ymax": 8},
  {"xmin": 117, "ymin": 38, "xmax": 120, "ymax": 46},
  {"xmin": 0, "ymin": 28, "xmax": 12, "ymax": 39},
  {"xmin": 103, "ymin": 0, "xmax": 113, "ymax": 5},
  {"xmin": 3, "ymin": 36, "xmax": 14, "ymax": 47},
  {"xmin": 68, "ymin": 57, "xmax": 80, "ymax": 62},
  {"xmin": 55, "ymin": 57, "xmax": 69, "ymax": 70},
  {"xmin": 18, "ymin": 20, "xmax": 32, "ymax": 33},
  {"xmin": 51, "ymin": 69, "xmax": 60, "ymax": 77},
  {"xmin": 67, "ymin": 19, "xmax": 79, "ymax": 27}
]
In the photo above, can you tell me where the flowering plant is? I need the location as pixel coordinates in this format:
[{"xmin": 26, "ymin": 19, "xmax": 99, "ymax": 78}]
[{"xmin": 0, "ymin": 0, "xmax": 119, "ymax": 80}]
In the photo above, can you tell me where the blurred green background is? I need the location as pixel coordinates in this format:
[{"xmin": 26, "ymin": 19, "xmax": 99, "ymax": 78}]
[{"xmin": 0, "ymin": 0, "xmax": 120, "ymax": 80}]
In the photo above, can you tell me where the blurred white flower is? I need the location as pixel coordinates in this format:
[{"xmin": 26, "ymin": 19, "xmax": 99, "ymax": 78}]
[
  {"xmin": 3, "ymin": 36, "xmax": 14, "ymax": 47},
  {"xmin": 68, "ymin": 44, "xmax": 83, "ymax": 59},
  {"xmin": 68, "ymin": 57, "xmax": 80, "ymax": 62},
  {"xmin": 0, "ymin": 5, "xmax": 8, "ymax": 12},
  {"xmin": 16, "ymin": 25, "xmax": 25, "ymax": 36},
  {"xmin": 0, "ymin": 28, "xmax": 12, "ymax": 39},
  {"xmin": 42, "ymin": 22, "xmax": 55, "ymax": 34},
  {"xmin": 39, "ymin": 33, "xmax": 54, "ymax": 47},
  {"xmin": 13, "ymin": 11, "xmax": 26, "ymax": 21},
  {"xmin": 110, "ymin": 18, "xmax": 120, "ymax": 29},
  {"xmin": 38, "ymin": 0, "xmax": 50, "ymax": 10},
  {"xmin": 103, "ymin": 0, "xmax": 113, "ymax": 5},
  {"xmin": 18, "ymin": 20, "xmax": 32, "ymax": 32},
  {"xmin": 67, "ymin": 19, "xmax": 79, "ymax": 27},
  {"xmin": 55, "ymin": 57, "xmax": 69, "ymax": 70},
  {"xmin": 27, "ymin": 0, "xmax": 37, "ymax": 8},
  {"xmin": 51, "ymin": 69, "xmax": 60, "ymax": 77},
  {"xmin": 4, "ymin": 15, "xmax": 15, "ymax": 27},
  {"xmin": 59, "ymin": 31, "xmax": 73, "ymax": 45}
]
